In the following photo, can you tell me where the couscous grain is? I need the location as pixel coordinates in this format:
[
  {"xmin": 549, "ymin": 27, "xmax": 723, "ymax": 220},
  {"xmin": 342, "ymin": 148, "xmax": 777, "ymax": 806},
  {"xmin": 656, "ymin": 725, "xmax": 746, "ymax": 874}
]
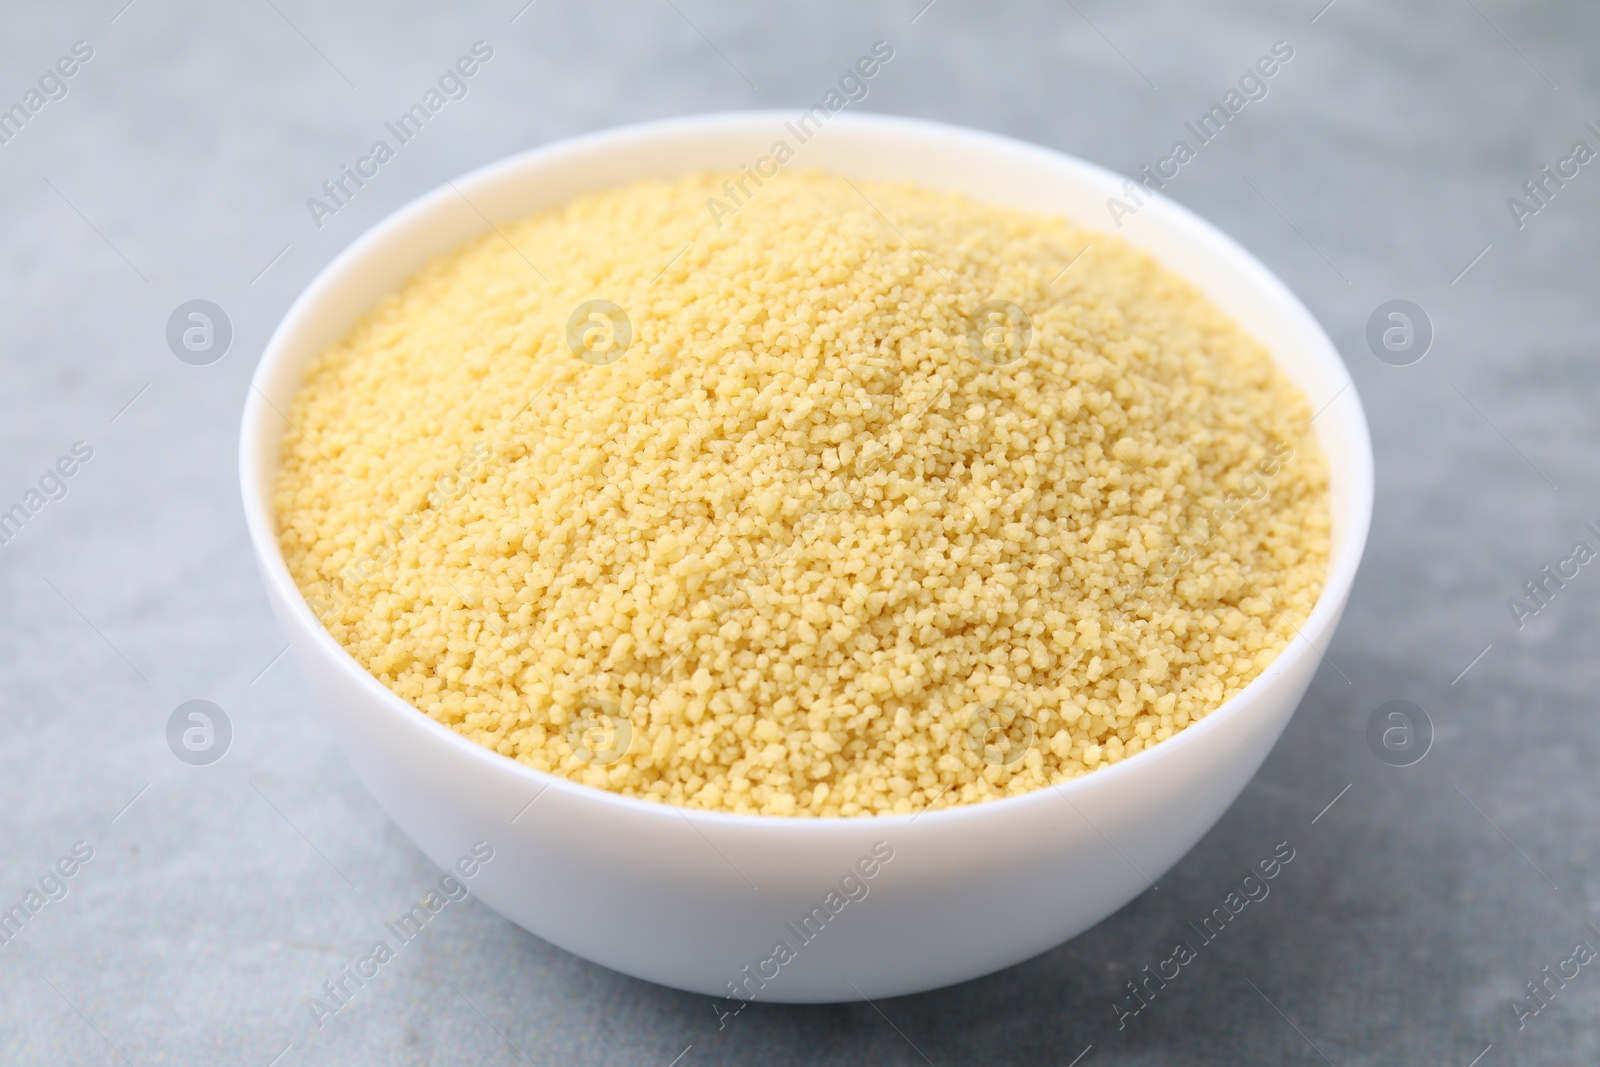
[{"xmin": 275, "ymin": 170, "xmax": 1329, "ymax": 816}]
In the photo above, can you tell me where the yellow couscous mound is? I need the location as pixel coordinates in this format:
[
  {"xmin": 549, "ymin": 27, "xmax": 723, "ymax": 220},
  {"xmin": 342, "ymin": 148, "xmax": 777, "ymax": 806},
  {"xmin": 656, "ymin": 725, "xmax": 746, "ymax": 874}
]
[{"xmin": 275, "ymin": 170, "xmax": 1329, "ymax": 816}]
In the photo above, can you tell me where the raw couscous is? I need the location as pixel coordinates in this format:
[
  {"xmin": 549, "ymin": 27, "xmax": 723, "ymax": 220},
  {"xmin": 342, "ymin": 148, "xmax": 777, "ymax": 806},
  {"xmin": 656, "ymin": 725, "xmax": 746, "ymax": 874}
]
[{"xmin": 275, "ymin": 170, "xmax": 1329, "ymax": 816}]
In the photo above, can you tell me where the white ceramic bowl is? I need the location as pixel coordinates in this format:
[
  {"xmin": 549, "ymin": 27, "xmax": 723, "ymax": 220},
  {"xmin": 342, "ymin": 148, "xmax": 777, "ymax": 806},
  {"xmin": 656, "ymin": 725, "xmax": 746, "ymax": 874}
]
[{"xmin": 240, "ymin": 112, "xmax": 1372, "ymax": 1002}]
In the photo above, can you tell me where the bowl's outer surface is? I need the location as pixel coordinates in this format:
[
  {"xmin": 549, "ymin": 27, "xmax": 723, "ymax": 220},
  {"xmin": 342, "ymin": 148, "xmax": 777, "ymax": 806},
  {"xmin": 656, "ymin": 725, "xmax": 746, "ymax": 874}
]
[{"xmin": 241, "ymin": 112, "xmax": 1372, "ymax": 1002}]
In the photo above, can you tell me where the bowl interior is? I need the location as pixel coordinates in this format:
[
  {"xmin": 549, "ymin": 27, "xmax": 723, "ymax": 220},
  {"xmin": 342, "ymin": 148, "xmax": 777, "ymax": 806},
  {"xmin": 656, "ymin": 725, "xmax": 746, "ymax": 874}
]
[{"xmin": 241, "ymin": 111, "xmax": 1372, "ymax": 820}]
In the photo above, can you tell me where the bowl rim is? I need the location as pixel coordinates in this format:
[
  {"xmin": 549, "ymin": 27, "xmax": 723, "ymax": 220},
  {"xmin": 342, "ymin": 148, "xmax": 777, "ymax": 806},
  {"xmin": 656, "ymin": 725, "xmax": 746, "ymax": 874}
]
[{"xmin": 239, "ymin": 109, "xmax": 1374, "ymax": 834}]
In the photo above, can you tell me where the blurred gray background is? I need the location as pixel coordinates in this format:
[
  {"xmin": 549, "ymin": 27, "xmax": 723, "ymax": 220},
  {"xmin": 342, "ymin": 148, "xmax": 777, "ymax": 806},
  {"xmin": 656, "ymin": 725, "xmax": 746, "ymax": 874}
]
[{"xmin": 1, "ymin": 0, "xmax": 1596, "ymax": 1063}]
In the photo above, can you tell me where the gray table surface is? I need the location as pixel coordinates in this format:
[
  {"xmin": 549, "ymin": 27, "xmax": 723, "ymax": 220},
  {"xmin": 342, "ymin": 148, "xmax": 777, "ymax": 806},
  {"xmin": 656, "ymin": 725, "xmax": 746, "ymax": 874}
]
[{"xmin": 2, "ymin": 0, "xmax": 1596, "ymax": 1063}]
